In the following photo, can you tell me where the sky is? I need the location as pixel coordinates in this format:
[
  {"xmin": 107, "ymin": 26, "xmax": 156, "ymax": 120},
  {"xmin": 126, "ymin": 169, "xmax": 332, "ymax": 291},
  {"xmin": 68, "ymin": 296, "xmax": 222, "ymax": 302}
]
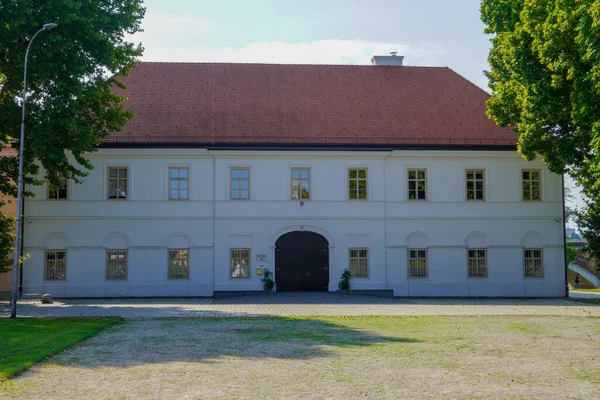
[{"xmin": 128, "ymin": 0, "xmax": 584, "ymax": 221}]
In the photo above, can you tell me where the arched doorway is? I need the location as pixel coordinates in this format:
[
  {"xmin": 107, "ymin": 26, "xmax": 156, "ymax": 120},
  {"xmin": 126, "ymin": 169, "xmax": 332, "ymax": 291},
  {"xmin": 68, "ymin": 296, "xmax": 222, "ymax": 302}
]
[{"xmin": 275, "ymin": 231, "xmax": 329, "ymax": 291}]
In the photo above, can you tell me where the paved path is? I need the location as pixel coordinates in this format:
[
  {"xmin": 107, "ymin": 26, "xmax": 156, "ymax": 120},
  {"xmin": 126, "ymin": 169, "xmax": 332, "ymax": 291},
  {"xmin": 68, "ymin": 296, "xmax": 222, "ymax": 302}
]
[
  {"xmin": 569, "ymin": 290, "xmax": 600, "ymax": 299},
  {"xmin": 1, "ymin": 293, "xmax": 598, "ymax": 318}
]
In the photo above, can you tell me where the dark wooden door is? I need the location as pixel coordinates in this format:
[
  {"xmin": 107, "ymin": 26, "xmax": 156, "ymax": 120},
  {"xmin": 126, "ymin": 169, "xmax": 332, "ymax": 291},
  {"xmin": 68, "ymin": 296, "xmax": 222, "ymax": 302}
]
[{"xmin": 275, "ymin": 231, "xmax": 329, "ymax": 291}]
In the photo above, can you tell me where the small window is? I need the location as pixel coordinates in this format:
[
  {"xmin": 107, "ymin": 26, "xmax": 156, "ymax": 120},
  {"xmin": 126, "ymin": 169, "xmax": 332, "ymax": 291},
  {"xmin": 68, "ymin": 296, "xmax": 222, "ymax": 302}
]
[
  {"xmin": 231, "ymin": 167, "xmax": 250, "ymax": 200},
  {"xmin": 348, "ymin": 168, "xmax": 368, "ymax": 200},
  {"xmin": 466, "ymin": 170, "xmax": 485, "ymax": 200},
  {"xmin": 230, "ymin": 248, "xmax": 251, "ymax": 279},
  {"xmin": 524, "ymin": 248, "xmax": 543, "ymax": 278},
  {"xmin": 44, "ymin": 250, "xmax": 66, "ymax": 281},
  {"xmin": 168, "ymin": 249, "xmax": 189, "ymax": 279},
  {"xmin": 349, "ymin": 248, "xmax": 369, "ymax": 278},
  {"xmin": 291, "ymin": 168, "xmax": 310, "ymax": 199},
  {"xmin": 408, "ymin": 169, "xmax": 427, "ymax": 200},
  {"xmin": 169, "ymin": 167, "xmax": 189, "ymax": 200},
  {"xmin": 48, "ymin": 175, "xmax": 68, "ymax": 200},
  {"xmin": 408, "ymin": 249, "xmax": 428, "ymax": 278},
  {"xmin": 106, "ymin": 250, "xmax": 128, "ymax": 280},
  {"xmin": 522, "ymin": 170, "xmax": 541, "ymax": 201},
  {"xmin": 108, "ymin": 167, "xmax": 128, "ymax": 199},
  {"xmin": 467, "ymin": 249, "xmax": 488, "ymax": 278}
]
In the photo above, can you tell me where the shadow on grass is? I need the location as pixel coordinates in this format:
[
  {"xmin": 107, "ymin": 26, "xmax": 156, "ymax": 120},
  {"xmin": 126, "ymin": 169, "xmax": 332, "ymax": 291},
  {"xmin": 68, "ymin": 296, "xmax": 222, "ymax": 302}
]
[{"xmin": 48, "ymin": 316, "xmax": 422, "ymax": 368}]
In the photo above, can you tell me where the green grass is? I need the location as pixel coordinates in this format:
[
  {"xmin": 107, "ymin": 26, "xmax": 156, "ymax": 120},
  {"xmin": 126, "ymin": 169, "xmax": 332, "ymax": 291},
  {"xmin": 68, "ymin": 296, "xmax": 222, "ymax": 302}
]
[
  {"xmin": 569, "ymin": 298, "xmax": 600, "ymax": 305},
  {"xmin": 571, "ymin": 288, "xmax": 600, "ymax": 293},
  {"xmin": 0, "ymin": 317, "xmax": 121, "ymax": 381}
]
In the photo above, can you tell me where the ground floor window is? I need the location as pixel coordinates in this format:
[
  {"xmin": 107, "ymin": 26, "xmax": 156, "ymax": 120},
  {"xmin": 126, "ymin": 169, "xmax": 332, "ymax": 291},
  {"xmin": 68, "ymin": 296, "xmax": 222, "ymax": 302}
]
[
  {"xmin": 523, "ymin": 248, "xmax": 543, "ymax": 278},
  {"xmin": 44, "ymin": 249, "xmax": 66, "ymax": 281},
  {"xmin": 349, "ymin": 248, "xmax": 369, "ymax": 278},
  {"xmin": 408, "ymin": 249, "xmax": 428, "ymax": 278},
  {"xmin": 106, "ymin": 250, "xmax": 128, "ymax": 280},
  {"xmin": 467, "ymin": 249, "xmax": 488, "ymax": 278},
  {"xmin": 230, "ymin": 248, "xmax": 251, "ymax": 279},
  {"xmin": 168, "ymin": 249, "xmax": 189, "ymax": 279}
]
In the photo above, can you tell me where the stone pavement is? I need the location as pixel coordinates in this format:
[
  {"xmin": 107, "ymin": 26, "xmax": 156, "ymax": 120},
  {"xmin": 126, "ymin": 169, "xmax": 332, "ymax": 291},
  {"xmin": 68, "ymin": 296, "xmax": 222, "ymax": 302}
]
[{"xmin": 1, "ymin": 292, "xmax": 598, "ymax": 318}]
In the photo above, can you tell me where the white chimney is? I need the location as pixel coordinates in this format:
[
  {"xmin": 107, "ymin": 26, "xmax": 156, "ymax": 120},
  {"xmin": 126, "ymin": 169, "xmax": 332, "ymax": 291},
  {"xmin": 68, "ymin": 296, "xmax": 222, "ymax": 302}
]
[{"xmin": 371, "ymin": 52, "xmax": 404, "ymax": 66}]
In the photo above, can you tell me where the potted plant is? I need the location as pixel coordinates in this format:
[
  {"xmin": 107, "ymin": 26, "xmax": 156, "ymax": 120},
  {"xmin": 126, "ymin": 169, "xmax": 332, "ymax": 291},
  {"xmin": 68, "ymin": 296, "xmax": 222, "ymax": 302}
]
[
  {"xmin": 338, "ymin": 269, "xmax": 351, "ymax": 290},
  {"xmin": 262, "ymin": 268, "xmax": 275, "ymax": 291}
]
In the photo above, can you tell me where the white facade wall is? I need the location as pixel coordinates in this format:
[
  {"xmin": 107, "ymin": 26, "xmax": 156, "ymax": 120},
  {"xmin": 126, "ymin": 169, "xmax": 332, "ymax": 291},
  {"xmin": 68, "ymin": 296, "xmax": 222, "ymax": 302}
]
[{"xmin": 22, "ymin": 149, "xmax": 566, "ymax": 297}]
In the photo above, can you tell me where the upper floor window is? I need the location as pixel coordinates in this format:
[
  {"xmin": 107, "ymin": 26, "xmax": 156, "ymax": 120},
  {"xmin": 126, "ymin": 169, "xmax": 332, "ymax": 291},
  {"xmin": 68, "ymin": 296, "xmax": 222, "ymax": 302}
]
[
  {"xmin": 231, "ymin": 167, "xmax": 250, "ymax": 200},
  {"xmin": 291, "ymin": 167, "xmax": 310, "ymax": 199},
  {"xmin": 408, "ymin": 169, "xmax": 427, "ymax": 200},
  {"xmin": 522, "ymin": 170, "xmax": 541, "ymax": 201},
  {"xmin": 348, "ymin": 168, "xmax": 368, "ymax": 200},
  {"xmin": 467, "ymin": 249, "xmax": 488, "ymax": 278},
  {"xmin": 168, "ymin": 249, "xmax": 189, "ymax": 279},
  {"xmin": 466, "ymin": 170, "xmax": 485, "ymax": 201},
  {"xmin": 108, "ymin": 167, "xmax": 128, "ymax": 200},
  {"xmin": 48, "ymin": 175, "xmax": 68, "ymax": 200},
  {"xmin": 408, "ymin": 249, "xmax": 428, "ymax": 278},
  {"xmin": 44, "ymin": 249, "xmax": 66, "ymax": 281},
  {"xmin": 169, "ymin": 167, "xmax": 189, "ymax": 200},
  {"xmin": 523, "ymin": 248, "xmax": 543, "ymax": 278},
  {"xmin": 349, "ymin": 248, "xmax": 369, "ymax": 278}
]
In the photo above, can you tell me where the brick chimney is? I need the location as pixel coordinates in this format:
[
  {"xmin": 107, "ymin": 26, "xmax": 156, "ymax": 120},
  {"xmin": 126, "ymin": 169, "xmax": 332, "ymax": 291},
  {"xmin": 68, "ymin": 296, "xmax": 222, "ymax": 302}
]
[{"xmin": 371, "ymin": 52, "xmax": 404, "ymax": 66}]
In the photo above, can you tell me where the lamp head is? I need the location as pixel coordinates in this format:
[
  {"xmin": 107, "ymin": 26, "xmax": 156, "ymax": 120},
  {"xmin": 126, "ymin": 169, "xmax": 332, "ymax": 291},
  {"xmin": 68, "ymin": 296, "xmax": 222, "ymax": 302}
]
[{"xmin": 42, "ymin": 23, "xmax": 58, "ymax": 31}]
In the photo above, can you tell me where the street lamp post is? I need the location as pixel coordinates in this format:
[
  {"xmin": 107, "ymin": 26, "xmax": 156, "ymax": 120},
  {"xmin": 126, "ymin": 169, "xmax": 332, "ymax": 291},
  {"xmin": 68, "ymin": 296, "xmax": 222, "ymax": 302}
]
[{"xmin": 10, "ymin": 23, "xmax": 57, "ymax": 319}]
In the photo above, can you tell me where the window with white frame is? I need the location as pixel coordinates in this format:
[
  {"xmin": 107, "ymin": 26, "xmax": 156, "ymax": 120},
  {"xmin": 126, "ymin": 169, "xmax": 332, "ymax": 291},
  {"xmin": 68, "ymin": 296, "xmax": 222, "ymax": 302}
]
[
  {"xmin": 106, "ymin": 250, "xmax": 128, "ymax": 280},
  {"xmin": 291, "ymin": 168, "xmax": 310, "ymax": 199},
  {"xmin": 44, "ymin": 249, "xmax": 66, "ymax": 281},
  {"xmin": 48, "ymin": 175, "xmax": 68, "ymax": 200},
  {"xmin": 230, "ymin": 248, "xmax": 251, "ymax": 279},
  {"xmin": 467, "ymin": 249, "xmax": 488, "ymax": 278},
  {"xmin": 408, "ymin": 169, "xmax": 427, "ymax": 200},
  {"xmin": 522, "ymin": 170, "xmax": 541, "ymax": 201},
  {"xmin": 169, "ymin": 167, "xmax": 189, "ymax": 200},
  {"xmin": 348, "ymin": 168, "xmax": 368, "ymax": 200},
  {"xmin": 408, "ymin": 249, "xmax": 428, "ymax": 278},
  {"xmin": 523, "ymin": 248, "xmax": 543, "ymax": 278},
  {"xmin": 168, "ymin": 249, "xmax": 189, "ymax": 279},
  {"xmin": 107, "ymin": 167, "xmax": 128, "ymax": 199},
  {"xmin": 231, "ymin": 167, "xmax": 250, "ymax": 200},
  {"xmin": 349, "ymin": 248, "xmax": 369, "ymax": 277},
  {"xmin": 466, "ymin": 170, "xmax": 485, "ymax": 200}
]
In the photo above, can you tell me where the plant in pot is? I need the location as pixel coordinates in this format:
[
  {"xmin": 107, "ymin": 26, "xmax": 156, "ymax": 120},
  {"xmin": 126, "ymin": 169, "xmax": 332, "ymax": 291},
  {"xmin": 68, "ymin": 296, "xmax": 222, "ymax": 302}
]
[
  {"xmin": 262, "ymin": 268, "xmax": 275, "ymax": 291},
  {"xmin": 338, "ymin": 269, "xmax": 351, "ymax": 290}
]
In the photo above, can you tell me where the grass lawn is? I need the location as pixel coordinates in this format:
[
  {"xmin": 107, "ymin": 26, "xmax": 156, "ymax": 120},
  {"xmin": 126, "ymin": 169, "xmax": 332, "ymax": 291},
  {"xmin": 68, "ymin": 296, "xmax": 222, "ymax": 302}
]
[
  {"xmin": 0, "ymin": 317, "xmax": 121, "ymax": 381},
  {"xmin": 570, "ymin": 297, "xmax": 600, "ymax": 305},
  {"xmin": 2, "ymin": 315, "xmax": 599, "ymax": 399},
  {"xmin": 571, "ymin": 288, "xmax": 600, "ymax": 293}
]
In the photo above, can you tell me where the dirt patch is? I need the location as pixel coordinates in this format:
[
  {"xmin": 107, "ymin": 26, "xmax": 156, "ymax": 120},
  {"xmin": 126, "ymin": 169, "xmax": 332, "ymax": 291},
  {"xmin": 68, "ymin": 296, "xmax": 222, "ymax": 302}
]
[{"xmin": 1, "ymin": 316, "xmax": 599, "ymax": 399}]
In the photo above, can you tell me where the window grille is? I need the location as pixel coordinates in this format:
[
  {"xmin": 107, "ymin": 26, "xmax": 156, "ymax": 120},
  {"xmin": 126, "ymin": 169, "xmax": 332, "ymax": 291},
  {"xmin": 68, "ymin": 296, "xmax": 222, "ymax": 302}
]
[
  {"xmin": 230, "ymin": 248, "xmax": 251, "ymax": 279},
  {"xmin": 349, "ymin": 248, "xmax": 369, "ymax": 277},
  {"xmin": 467, "ymin": 249, "xmax": 488, "ymax": 278},
  {"xmin": 169, "ymin": 167, "xmax": 189, "ymax": 200},
  {"xmin": 44, "ymin": 249, "xmax": 66, "ymax": 281},
  {"xmin": 524, "ymin": 248, "xmax": 543, "ymax": 278},
  {"xmin": 168, "ymin": 249, "xmax": 190, "ymax": 279},
  {"xmin": 408, "ymin": 169, "xmax": 427, "ymax": 200},
  {"xmin": 106, "ymin": 250, "xmax": 128, "ymax": 280},
  {"xmin": 408, "ymin": 249, "xmax": 428, "ymax": 278}
]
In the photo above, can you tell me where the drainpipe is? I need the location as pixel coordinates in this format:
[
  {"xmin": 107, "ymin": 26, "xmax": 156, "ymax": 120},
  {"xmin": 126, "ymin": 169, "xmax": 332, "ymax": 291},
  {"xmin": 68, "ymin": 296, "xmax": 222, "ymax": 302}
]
[
  {"xmin": 211, "ymin": 151, "xmax": 216, "ymax": 295},
  {"xmin": 561, "ymin": 174, "xmax": 568, "ymax": 297}
]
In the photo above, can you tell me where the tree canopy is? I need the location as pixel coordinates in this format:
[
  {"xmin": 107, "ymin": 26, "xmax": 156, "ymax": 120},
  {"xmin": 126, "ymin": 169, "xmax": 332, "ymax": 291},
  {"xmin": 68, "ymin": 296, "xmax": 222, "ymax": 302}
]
[
  {"xmin": 0, "ymin": 0, "xmax": 145, "ymax": 272},
  {"xmin": 481, "ymin": 0, "xmax": 600, "ymax": 260}
]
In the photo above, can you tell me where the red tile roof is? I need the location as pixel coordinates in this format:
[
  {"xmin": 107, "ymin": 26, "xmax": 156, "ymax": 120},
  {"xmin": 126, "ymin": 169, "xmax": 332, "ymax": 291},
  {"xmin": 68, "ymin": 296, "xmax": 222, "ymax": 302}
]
[{"xmin": 107, "ymin": 62, "xmax": 516, "ymax": 148}]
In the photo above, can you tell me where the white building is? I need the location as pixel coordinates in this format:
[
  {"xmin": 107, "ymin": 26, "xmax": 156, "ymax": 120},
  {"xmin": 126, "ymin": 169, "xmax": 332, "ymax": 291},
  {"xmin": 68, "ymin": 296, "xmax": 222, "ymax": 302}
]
[{"xmin": 21, "ymin": 58, "xmax": 567, "ymax": 298}]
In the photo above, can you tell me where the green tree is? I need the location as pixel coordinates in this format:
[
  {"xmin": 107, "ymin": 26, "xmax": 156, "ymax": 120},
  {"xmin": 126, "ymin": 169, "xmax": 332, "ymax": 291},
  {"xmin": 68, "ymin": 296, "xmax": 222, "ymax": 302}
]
[
  {"xmin": 481, "ymin": 0, "xmax": 600, "ymax": 260},
  {"xmin": 566, "ymin": 243, "xmax": 578, "ymax": 264},
  {"xmin": 0, "ymin": 1, "xmax": 145, "ymax": 272}
]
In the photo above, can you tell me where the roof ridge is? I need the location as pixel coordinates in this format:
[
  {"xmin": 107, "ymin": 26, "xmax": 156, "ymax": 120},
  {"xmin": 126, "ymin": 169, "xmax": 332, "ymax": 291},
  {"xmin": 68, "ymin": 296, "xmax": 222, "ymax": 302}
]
[{"xmin": 135, "ymin": 60, "xmax": 450, "ymax": 69}]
